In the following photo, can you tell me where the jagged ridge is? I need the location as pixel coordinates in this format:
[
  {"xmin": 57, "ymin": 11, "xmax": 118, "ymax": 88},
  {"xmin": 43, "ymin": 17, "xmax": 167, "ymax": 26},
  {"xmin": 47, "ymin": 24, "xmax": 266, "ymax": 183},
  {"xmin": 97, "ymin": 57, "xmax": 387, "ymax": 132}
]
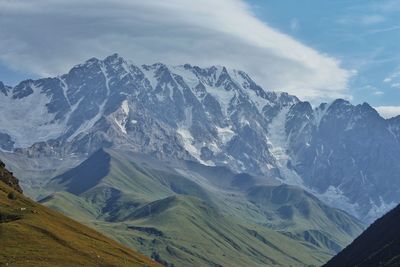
[{"xmin": 1, "ymin": 54, "xmax": 400, "ymax": 222}]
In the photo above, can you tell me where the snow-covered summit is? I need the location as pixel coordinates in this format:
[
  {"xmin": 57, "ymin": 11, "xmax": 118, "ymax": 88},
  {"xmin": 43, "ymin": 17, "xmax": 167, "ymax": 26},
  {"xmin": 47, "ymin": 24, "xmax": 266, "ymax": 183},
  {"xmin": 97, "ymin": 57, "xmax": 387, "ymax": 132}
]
[
  {"xmin": 0, "ymin": 54, "xmax": 297, "ymax": 150},
  {"xmin": 1, "ymin": 53, "xmax": 400, "ymax": 223}
]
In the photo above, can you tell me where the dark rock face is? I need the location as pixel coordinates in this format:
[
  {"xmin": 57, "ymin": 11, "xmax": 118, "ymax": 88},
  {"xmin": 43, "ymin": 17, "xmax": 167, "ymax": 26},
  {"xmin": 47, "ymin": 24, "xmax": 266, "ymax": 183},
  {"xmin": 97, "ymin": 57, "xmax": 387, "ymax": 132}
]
[
  {"xmin": 324, "ymin": 204, "xmax": 400, "ymax": 267},
  {"xmin": 0, "ymin": 81, "xmax": 11, "ymax": 96},
  {"xmin": 1, "ymin": 54, "xmax": 400, "ymax": 222},
  {"xmin": 0, "ymin": 160, "xmax": 23, "ymax": 193},
  {"xmin": 0, "ymin": 132, "xmax": 14, "ymax": 151}
]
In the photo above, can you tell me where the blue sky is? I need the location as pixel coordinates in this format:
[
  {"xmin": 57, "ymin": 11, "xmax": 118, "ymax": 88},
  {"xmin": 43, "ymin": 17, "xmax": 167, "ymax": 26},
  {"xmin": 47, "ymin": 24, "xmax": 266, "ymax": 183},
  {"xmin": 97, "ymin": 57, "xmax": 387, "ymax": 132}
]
[
  {"xmin": 248, "ymin": 0, "xmax": 400, "ymax": 115},
  {"xmin": 1, "ymin": 0, "xmax": 399, "ymax": 116}
]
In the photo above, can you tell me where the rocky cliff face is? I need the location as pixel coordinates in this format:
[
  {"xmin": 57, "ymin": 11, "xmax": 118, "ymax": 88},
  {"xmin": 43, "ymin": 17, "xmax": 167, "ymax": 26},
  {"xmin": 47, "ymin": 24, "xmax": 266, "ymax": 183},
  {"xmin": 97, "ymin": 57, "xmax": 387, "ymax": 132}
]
[
  {"xmin": 0, "ymin": 160, "xmax": 23, "ymax": 193},
  {"xmin": 0, "ymin": 54, "xmax": 298, "ymax": 176},
  {"xmin": 1, "ymin": 54, "xmax": 399, "ymax": 222},
  {"xmin": 284, "ymin": 100, "xmax": 400, "ymax": 221}
]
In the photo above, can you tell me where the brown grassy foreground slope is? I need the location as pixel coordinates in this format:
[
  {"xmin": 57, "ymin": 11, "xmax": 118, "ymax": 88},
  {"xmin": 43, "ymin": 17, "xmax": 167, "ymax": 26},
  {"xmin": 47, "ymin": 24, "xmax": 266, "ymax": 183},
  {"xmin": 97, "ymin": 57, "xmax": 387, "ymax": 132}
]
[{"xmin": 0, "ymin": 165, "xmax": 160, "ymax": 267}]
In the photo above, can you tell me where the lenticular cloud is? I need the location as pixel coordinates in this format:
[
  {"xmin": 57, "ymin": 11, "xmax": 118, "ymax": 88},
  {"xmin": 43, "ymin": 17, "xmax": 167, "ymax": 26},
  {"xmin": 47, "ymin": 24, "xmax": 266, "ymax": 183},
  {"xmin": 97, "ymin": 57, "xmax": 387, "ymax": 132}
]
[{"xmin": 0, "ymin": 0, "xmax": 352, "ymax": 101}]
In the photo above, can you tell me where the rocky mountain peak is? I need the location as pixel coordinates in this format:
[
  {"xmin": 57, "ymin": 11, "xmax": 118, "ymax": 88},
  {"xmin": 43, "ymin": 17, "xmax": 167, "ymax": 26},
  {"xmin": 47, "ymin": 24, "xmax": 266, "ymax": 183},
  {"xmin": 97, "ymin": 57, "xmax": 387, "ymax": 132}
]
[
  {"xmin": 0, "ymin": 81, "xmax": 10, "ymax": 96},
  {"xmin": 1, "ymin": 54, "xmax": 400, "ymax": 223}
]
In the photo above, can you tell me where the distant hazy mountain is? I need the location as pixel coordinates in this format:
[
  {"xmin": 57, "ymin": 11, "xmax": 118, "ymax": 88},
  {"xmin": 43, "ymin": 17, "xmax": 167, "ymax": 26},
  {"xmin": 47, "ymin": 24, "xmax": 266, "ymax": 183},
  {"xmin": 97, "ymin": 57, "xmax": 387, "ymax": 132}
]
[
  {"xmin": 40, "ymin": 148, "xmax": 363, "ymax": 267},
  {"xmin": 324, "ymin": 204, "xmax": 400, "ymax": 267},
  {"xmin": 285, "ymin": 99, "xmax": 400, "ymax": 222},
  {"xmin": 1, "ymin": 54, "xmax": 399, "ymax": 222}
]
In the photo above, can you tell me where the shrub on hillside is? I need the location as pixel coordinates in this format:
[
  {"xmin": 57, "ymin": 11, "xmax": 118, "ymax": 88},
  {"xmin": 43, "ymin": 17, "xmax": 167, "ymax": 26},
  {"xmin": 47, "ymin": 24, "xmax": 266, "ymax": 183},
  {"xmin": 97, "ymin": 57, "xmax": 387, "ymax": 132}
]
[{"xmin": 7, "ymin": 191, "xmax": 17, "ymax": 200}]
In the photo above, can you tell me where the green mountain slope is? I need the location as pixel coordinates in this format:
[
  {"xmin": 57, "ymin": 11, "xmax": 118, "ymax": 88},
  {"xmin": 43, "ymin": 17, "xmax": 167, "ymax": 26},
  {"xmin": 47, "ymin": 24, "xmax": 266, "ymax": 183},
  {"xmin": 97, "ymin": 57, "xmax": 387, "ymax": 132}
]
[
  {"xmin": 247, "ymin": 184, "xmax": 363, "ymax": 253},
  {"xmin": 324, "ymin": 204, "xmax": 400, "ymax": 267},
  {"xmin": 41, "ymin": 148, "xmax": 364, "ymax": 266},
  {"xmin": 101, "ymin": 195, "xmax": 333, "ymax": 267},
  {"xmin": 0, "ymin": 162, "xmax": 160, "ymax": 267}
]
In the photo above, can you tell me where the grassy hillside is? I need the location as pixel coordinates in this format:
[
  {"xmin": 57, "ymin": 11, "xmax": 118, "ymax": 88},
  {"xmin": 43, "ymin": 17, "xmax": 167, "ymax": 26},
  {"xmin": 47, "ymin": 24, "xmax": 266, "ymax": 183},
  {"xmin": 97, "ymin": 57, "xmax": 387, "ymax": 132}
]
[
  {"xmin": 0, "ymin": 180, "xmax": 160, "ymax": 266},
  {"xmin": 41, "ymin": 148, "xmax": 364, "ymax": 267},
  {"xmin": 97, "ymin": 195, "xmax": 335, "ymax": 267},
  {"xmin": 247, "ymin": 184, "xmax": 364, "ymax": 253},
  {"xmin": 324, "ymin": 204, "xmax": 400, "ymax": 267}
]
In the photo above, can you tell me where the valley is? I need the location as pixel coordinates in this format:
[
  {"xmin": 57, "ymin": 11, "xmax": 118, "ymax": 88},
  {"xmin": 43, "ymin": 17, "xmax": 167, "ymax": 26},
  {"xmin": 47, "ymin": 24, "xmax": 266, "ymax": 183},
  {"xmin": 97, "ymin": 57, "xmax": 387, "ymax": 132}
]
[{"xmin": 38, "ymin": 148, "xmax": 363, "ymax": 266}]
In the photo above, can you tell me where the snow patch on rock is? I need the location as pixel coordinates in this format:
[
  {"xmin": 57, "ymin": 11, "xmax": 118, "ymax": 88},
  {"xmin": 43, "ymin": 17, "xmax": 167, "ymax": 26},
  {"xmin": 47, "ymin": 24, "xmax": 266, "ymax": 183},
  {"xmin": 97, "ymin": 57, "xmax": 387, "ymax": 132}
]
[
  {"xmin": 315, "ymin": 186, "xmax": 360, "ymax": 218},
  {"xmin": 177, "ymin": 127, "xmax": 214, "ymax": 166},
  {"xmin": 267, "ymin": 107, "xmax": 304, "ymax": 186},
  {"xmin": 0, "ymin": 84, "xmax": 67, "ymax": 147},
  {"xmin": 113, "ymin": 100, "xmax": 130, "ymax": 134},
  {"xmin": 365, "ymin": 197, "xmax": 397, "ymax": 223},
  {"xmin": 216, "ymin": 126, "xmax": 235, "ymax": 144}
]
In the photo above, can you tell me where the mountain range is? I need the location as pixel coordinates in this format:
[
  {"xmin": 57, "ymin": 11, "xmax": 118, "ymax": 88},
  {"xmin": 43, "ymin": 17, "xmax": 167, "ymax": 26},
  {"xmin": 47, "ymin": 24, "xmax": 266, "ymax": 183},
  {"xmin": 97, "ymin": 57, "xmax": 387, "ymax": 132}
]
[
  {"xmin": 0, "ymin": 54, "xmax": 400, "ymax": 266},
  {"xmin": 1, "ymin": 54, "xmax": 399, "ymax": 223}
]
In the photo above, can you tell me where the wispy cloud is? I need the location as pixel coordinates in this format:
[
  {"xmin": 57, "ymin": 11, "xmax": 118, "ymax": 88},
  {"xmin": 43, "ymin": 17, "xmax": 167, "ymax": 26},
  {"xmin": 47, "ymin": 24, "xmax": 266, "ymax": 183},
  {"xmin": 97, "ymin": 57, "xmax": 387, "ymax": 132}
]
[
  {"xmin": 391, "ymin": 83, "xmax": 400, "ymax": 89},
  {"xmin": 359, "ymin": 84, "xmax": 385, "ymax": 97},
  {"xmin": 383, "ymin": 69, "xmax": 400, "ymax": 88},
  {"xmin": 373, "ymin": 91, "xmax": 384, "ymax": 96},
  {"xmin": 375, "ymin": 106, "xmax": 400, "ymax": 118},
  {"xmin": 368, "ymin": 25, "xmax": 400, "ymax": 34},
  {"xmin": 0, "ymin": 0, "xmax": 352, "ymax": 101},
  {"xmin": 360, "ymin": 15, "xmax": 386, "ymax": 25},
  {"xmin": 290, "ymin": 18, "xmax": 300, "ymax": 32},
  {"xmin": 337, "ymin": 14, "xmax": 386, "ymax": 26},
  {"xmin": 374, "ymin": 0, "xmax": 400, "ymax": 12}
]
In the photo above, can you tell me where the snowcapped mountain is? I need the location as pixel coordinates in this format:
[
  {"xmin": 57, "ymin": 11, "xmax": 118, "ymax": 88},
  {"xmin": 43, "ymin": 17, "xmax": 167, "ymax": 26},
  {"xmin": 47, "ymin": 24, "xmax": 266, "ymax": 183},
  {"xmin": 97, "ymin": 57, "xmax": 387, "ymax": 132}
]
[
  {"xmin": 1, "ymin": 53, "xmax": 399, "ymax": 222},
  {"xmin": 0, "ymin": 53, "xmax": 297, "ymax": 173},
  {"xmin": 284, "ymin": 100, "xmax": 400, "ymax": 222}
]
